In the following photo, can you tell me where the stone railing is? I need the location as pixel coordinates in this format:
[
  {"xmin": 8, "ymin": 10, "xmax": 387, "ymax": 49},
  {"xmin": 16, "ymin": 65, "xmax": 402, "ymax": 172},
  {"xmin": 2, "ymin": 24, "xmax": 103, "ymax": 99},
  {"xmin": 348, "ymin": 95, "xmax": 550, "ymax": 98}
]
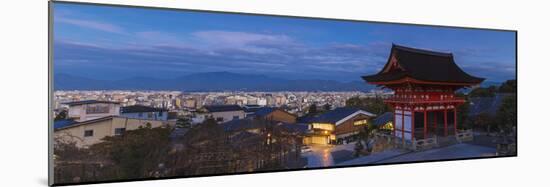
[
  {"xmin": 455, "ymin": 129, "xmax": 474, "ymax": 143},
  {"xmin": 412, "ymin": 137, "xmax": 438, "ymax": 151},
  {"xmin": 375, "ymin": 132, "xmax": 438, "ymax": 151}
]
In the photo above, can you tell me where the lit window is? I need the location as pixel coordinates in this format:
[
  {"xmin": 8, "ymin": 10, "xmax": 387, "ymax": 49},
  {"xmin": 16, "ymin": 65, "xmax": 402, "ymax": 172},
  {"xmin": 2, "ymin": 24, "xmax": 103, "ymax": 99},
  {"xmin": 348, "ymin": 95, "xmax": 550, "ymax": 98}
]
[
  {"xmin": 311, "ymin": 123, "xmax": 334, "ymax": 131},
  {"xmin": 353, "ymin": 119, "xmax": 368, "ymax": 126},
  {"xmin": 382, "ymin": 122, "xmax": 394, "ymax": 130}
]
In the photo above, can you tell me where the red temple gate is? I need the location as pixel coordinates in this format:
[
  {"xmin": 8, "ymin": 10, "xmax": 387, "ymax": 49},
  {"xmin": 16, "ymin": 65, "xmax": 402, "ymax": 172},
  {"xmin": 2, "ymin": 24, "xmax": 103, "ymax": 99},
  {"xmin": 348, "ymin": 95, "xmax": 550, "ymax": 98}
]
[{"xmin": 363, "ymin": 44, "xmax": 484, "ymax": 144}]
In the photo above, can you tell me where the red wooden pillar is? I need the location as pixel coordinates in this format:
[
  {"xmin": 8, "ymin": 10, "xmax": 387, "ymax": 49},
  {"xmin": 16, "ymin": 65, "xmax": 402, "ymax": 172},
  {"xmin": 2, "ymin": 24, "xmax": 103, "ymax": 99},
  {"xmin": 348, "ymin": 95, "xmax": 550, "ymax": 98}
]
[
  {"xmin": 402, "ymin": 106, "xmax": 405, "ymax": 145},
  {"xmin": 433, "ymin": 110, "xmax": 437, "ymax": 132},
  {"xmin": 393, "ymin": 106, "xmax": 396, "ymax": 137},
  {"xmin": 392, "ymin": 106, "xmax": 397, "ymax": 137},
  {"xmin": 454, "ymin": 106, "xmax": 458, "ymax": 135},
  {"xmin": 444, "ymin": 107, "xmax": 448, "ymax": 136},
  {"xmin": 411, "ymin": 108, "xmax": 415, "ymax": 141},
  {"xmin": 423, "ymin": 109, "xmax": 427, "ymax": 139}
]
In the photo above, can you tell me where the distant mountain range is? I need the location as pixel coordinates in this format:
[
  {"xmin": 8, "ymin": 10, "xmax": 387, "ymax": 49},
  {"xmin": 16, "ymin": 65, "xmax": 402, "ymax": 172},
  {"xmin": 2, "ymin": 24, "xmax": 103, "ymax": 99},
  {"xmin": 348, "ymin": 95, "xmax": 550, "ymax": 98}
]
[
  {"xmin": 54, "ymin": 72, "xmax": 376, "ymax": 91},
  {"xmin": 480, "ymin": 81, "xmax": 504, "ymax": 88}
]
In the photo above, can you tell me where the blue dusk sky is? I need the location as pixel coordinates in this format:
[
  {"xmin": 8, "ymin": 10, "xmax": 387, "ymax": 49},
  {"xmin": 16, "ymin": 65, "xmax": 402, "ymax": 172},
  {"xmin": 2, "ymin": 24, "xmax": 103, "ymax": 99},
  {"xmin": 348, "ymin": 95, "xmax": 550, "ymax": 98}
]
[{"xmin": 53, "ymin": 2, "xmax": 516, "ymax": 83}]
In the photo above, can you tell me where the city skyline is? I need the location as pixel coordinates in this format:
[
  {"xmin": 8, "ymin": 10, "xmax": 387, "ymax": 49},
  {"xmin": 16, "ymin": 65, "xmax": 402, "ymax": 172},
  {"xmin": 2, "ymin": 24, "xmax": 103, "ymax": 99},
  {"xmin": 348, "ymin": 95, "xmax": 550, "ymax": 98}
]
[
  {"xmin": 53, "ymin": 3, "xmax": 516, "ymax": 83},
  {"xmin": 51, "ymin": 3, "xmax": 518, "ymax": 185}
]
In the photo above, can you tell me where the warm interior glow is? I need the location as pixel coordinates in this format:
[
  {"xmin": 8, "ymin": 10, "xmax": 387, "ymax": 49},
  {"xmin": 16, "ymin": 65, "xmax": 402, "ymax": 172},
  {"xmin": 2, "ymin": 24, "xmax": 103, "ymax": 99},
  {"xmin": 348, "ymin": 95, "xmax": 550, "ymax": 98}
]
[
  {"xmin": 382, "ymin": 122, "xmax": 394, "ymax": 130},
  {"xmin": 311, "ymin": 123, "xmax": 335, "ymax": 131},
  {"xmin": 353, "ymin": 119, "xmax": 368, "ymax": 126}
]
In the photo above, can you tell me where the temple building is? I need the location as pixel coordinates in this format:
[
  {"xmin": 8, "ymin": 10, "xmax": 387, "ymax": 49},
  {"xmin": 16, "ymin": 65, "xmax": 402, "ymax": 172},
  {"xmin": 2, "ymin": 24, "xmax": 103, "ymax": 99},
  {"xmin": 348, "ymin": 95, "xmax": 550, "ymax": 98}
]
[{"xmin": 362, "ymin": 44, "xmax": 484, "ymax": 145}]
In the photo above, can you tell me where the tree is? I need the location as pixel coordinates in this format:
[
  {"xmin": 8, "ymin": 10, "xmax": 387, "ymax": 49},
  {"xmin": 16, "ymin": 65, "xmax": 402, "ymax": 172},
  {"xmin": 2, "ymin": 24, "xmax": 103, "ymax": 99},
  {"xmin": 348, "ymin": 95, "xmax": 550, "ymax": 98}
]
[
  {"xmin": 172, "ymin": 117, "xmax": 232, "ymax": 175},
  {"xmin": 345, "ymin": 96, "xmax": 389, "ymax": 115},
  {"xmin": 90, "ymin": 124, "xmax": 173, "ymax": 179},
  {"xmin": 307, "ymin": 104, "xmax": 318, "ymax": 116},
  {"xmin": 322, "ymin": 103, "xmax": 331, "ymax": 111},
  {"xmin": 53, "ymin": 136, "xmax": 88, "ymax": 161},
  {"xmin": 472, "ymin": 112, "xmax": 495, "ymax": 135},
  {"xmin": 182, "ymin": 117, "xmax": 225, "ymax": 146},
  {"xmin": 353, "ymin": 140, "xmax": 364, "ymax": 157},
  {"xmin": 496, "ymin": 95, "xmax": 517, "ymax": 135},
  {"xmin": 469, "ymin": 86, "xmax": 497, "ymax": 97},
  {"xmin": 498, "ymin": 80, "xmax": 517, "ymax": 93},
  {"xmin": 357, "ymin": 121, "xmax": 378, "ymax": 154},
  {"xmin": 176, "ymin": 116, "xmax": 192, "ymax": 128},
  {"xmin": 55, "ymin": 110, "xmax": 68, "ymax": 120},
  {"xmin": 455, "ymin": 93, "xmax": 472, "ymax": 129}
]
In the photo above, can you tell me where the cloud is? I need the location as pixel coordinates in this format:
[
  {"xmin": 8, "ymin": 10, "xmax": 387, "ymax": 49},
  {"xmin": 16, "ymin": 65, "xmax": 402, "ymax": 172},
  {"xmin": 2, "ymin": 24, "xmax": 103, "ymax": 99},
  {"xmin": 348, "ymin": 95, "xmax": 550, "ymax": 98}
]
[
  {"xmin": 53, "ymin": 29, "xmax": 514, "ymax": 82},
  {"xmin": 53, "ymin": 33, "xmax": 396, "ymax": 81},
  {"xmin": 57, "ymin": 17, "xmax": 125, "ymax": 34},
  {"xmin": 192, "ymin": 31, "xmax": 293, "ymax": 46},
  {"xmin": 191, "ymin": 30, "xmax": 297, "ymax": 54}
]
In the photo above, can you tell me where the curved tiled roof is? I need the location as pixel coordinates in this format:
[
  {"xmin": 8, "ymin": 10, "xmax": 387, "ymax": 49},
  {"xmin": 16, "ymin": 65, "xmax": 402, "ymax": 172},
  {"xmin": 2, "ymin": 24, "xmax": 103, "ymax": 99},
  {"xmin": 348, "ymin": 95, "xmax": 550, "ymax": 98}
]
[{"xmin": 362, "ymin": 44, "xmax": 484, "ymax": 84}]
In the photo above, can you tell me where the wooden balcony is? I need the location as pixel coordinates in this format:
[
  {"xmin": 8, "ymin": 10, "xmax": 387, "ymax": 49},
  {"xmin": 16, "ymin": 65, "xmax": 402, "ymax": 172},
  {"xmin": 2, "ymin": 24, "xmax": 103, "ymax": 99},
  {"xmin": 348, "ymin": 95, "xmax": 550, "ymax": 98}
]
[{"xmin": 384, "ymin": 97, "xmax": 465, "ymax": 105}]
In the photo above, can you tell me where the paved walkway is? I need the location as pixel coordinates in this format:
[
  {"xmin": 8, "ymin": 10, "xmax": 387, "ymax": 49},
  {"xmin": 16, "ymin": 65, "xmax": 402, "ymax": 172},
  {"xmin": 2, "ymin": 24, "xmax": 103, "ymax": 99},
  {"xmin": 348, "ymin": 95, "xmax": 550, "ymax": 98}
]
[
  {"xmin": 337, "ymin": 143, "xmax": 496, "ymax": 166},
  {"xmin": 378, "ymin": 143, "xmax": 496, "ymax": 164},
  {"xmin": 303, "ymin": 145, "xmax": 335, "ymax": 168},
  {"xmin": 336, "ymin": 149, "xmax": 409, "ymax": 166}
]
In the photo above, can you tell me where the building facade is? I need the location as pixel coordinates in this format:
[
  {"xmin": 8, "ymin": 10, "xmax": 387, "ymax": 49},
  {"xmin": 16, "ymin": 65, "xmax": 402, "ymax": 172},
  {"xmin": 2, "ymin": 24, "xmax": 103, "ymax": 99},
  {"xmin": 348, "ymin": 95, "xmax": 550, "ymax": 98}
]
[
  {"xmin": 54, "ymin": 116, "xmax": 172, "ymax": 148},
  {"xmin": 203, "ymin": 105, "xmax": 246, "ymax": 123},
  {"xmin": 120, "ymin": 105, "xmax": 168, "ymax": 121},
  {"xmin": 302, "ymin": 107, "xmax": 376, "ymax": 145},
  {"xmin": 253, "ymin": 107, "xmax": 297, "ymax": 124},
  {"xmin": 63, "ymin": 100, "xmax": 121, "ymax": 122}
]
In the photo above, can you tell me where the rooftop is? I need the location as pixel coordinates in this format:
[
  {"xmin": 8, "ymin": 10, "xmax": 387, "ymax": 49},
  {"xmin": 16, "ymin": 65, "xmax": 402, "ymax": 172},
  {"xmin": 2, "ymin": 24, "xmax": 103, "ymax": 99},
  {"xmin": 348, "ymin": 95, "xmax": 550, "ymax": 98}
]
[
  {"xmin": 309, "ymin": 107, "xmax": 375, "ymax": 124},
  {"xmin": 362, "ymin": 44, "xmax": 484, "ymax": 85},
  {"xmin": 53, "ymin": 119, "xmax": 77, "ymax": 129},
  {"xmin": 54, "ymin": 116, "xmax": 116, "ymax": 130},
  {"xmin": 203, "ymin": 105, "xmax": 243, "ymax": 112},
  {"xmin": 120, "ymin": 105, "xmax": 167, "ymax": 113},
  {"xmin": 62, "ymin": 100, "xmax": 120, "ymax": 106},
  {"xmin": 222, "ymin": 119, "xmax": 265, "ymax": 132},
  {"xmin": 372, "ymin": 112, "xmax": 394, "ymax": 127},
  {"xmin": 278, "ymin": 122, "xmax": 309, "ymax": 135},
  {"xmin": 243, "ymin": 105, "xmax": 263, "ymax": 113},
  {"xmin": 254, "ymin": 107, "xmax": 276, "ymax": 117}
]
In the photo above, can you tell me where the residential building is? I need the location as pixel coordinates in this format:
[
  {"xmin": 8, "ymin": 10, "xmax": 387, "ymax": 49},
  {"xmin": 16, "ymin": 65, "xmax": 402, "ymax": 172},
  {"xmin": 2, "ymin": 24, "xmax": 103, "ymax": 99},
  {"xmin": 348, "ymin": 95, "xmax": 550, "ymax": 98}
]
[
  {"xmin": 183, "ymin": 98, "xmax": 197, "ymax": 109},
  {"xmin": 54, "ymin": 116, "xmax": 172, "ymax": 148},
  {"xmin": 120, "ymin": 105, "xmax": 168, "ymax": 121},
  {"xmin": 63, "ymin": 100, "xmax": 121, "ymax": 122},
  {"xmin": 202, "ymin": 105, "xmax": 245, "ymax": 123},
  {"xmin": 243, "ymin": 104, "xmax": 262, "ymax": 117},
  {"xmin": 252, "ymin": 107, "xmax": 297, "ymax": 124},
  {"xmin": 302, "ymin": 107, "xmax": 376, "ymax": 145}
]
